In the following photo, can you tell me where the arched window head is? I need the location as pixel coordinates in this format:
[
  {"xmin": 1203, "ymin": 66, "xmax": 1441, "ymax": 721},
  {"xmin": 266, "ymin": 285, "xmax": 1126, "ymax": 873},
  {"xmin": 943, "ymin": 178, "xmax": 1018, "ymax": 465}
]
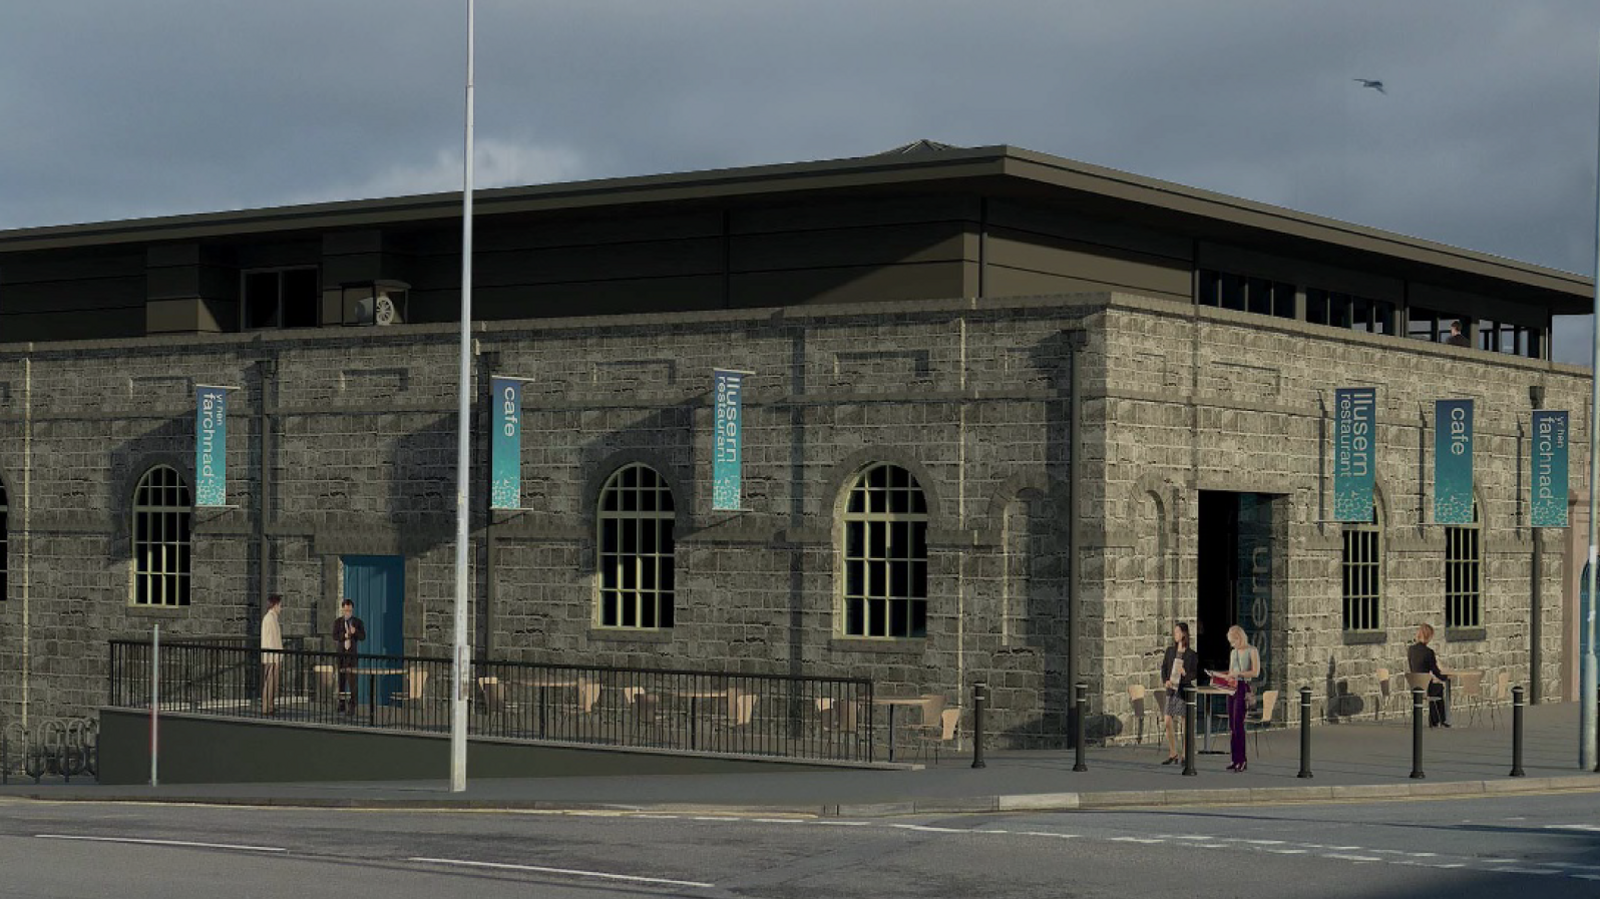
[
  {"xmin": 596, "ymin": 464, "xmax": 675, "ymax": 629},
  {"xmin": 841, "ymin": 464, "xmax": 929, "ymax": 639},
  {"xmin": 132, "ymin": 465, "xmax": 192, "ymax": 607}
]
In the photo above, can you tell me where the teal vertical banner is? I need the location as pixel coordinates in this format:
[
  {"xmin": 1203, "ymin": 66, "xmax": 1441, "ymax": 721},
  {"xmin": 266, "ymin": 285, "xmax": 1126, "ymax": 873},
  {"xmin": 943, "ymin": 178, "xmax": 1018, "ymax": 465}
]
[
  {"xmin": 1532, "ymin": 410, "xmax": 1570, "ymax": 528},
  {"xmin": 490, "ymin": 377, "xmax": 523, "ymax": 511},
  {"xmin": 712, "ymin": 369, "xmax": 747, "ymax": 511},
  {"xmin": 195, "ymin": 386, "xmax": 228, "ymax": 507},
  {"xmin": 1434, "ymin": 399, "xmax": 1474, "ymax": 524},
  {"xmin": 1334, "ymin": 387, "xmax": 1376, "ymax": 522}
]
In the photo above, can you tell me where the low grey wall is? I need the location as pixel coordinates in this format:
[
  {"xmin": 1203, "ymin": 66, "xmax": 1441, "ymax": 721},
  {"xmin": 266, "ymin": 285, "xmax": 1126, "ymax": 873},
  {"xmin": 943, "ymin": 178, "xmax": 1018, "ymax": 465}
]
[{"xmin": 99, "ymin": 708, "xmax": 845, "ymax": 785}]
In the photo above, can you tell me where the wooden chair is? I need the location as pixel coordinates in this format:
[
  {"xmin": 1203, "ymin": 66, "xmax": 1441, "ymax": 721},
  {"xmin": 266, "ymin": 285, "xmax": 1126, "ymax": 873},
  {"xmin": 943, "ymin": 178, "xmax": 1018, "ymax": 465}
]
[
  {"xmin": 1373, "ymin": 667, "xmax": 1396, "ymax": 722},
  {"xmin": 1490, "ymin": 671, "xmax": 1511, "ymax": 729},
  {"xmin": 1248, "ymin": 689, "xmax": 1279, "ymax": 757},
  {"xmin": 1456, "ymin": 670, "xmax": 1486, "ymax": 727},
  {"xmin": 919, "ymin": 708, "xmax": 961, "ymax": 763},
  {"xmin": 313, "ymin": 664, "xmax": 340, "ymax": 709},
  {"xmin": 1403, "ymin": 672, "xmax": 1446, "ymax": 722},
  {"xmin": 1127, "ymin": 683, "xmax": 1152, "ymax": 745}
]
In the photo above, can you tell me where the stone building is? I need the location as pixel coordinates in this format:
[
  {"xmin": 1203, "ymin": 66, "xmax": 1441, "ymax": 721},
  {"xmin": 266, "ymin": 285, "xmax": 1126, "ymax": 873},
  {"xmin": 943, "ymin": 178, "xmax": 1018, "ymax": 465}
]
[{"xmin": 0, "ymin": 142, "xmax": 1590, "ymax": 746}]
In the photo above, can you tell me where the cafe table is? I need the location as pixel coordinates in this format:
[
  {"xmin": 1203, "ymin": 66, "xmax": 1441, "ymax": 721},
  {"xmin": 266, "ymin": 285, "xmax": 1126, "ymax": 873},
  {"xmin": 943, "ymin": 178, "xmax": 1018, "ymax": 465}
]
[
  {"xmin": 342, "ymin": 666, "xmax": 408, "ymax": 726},
  {"xmin": 878, "ymin": 696, "xmax": 934, "ymax": 763},
  {"xmin": 668, "ymin": 688, "xmax": 730, "ymax": 751},
  {"xmin": 1194, "ymin": 684, "xmax": 1233, "ymax": 754}
]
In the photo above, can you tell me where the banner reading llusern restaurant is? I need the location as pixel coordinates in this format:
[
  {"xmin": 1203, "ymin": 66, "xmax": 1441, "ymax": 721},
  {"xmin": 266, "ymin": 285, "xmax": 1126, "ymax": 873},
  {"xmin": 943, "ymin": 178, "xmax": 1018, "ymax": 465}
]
[
  {"xmin": 1334, "ymin": 387, "xmax": 1376, "ymax": 522},
  {"xmin": 490, "ymin": 376, "xmax": 524, "ymax": 511},
  {"xmin": 712, "ymin": 369, "xmax": 750, "ymax": 512},
  {"xmin": 1434, "ymin": 399, "xmax": 1474, "ymax": 525},
  {"xmin": 1532, "ymin": 410, "xmax": 1570, "ymax": 528},
  {"xmin": 195, "ymin": 386, "xmax": 229, "ymax": 507}
]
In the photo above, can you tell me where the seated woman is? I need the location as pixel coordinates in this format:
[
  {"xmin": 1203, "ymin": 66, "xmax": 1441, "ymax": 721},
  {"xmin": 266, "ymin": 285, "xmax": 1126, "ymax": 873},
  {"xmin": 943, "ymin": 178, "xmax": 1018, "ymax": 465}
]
[{"xmin": 1407, "ymin": 623, "xmax": 1451, "ymax": 728}]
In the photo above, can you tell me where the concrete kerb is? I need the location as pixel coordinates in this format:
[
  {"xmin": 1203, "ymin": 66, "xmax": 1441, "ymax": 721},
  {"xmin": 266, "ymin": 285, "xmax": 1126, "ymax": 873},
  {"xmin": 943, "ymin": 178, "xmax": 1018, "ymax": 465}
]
[{"xmin": 6, "ymin": 774, "xmax": 1599, "ymax": 817}]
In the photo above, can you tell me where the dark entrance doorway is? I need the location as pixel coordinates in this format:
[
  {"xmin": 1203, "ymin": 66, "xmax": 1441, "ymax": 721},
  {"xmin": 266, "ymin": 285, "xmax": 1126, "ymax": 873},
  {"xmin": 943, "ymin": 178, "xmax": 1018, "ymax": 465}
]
[
  {"xmin": 342, "ymin": 555, "xmax": 405, "ymax": 707},
  {"xmin": 1196, "ymin": 492, "xmax": 1281, "ymax": 688}
]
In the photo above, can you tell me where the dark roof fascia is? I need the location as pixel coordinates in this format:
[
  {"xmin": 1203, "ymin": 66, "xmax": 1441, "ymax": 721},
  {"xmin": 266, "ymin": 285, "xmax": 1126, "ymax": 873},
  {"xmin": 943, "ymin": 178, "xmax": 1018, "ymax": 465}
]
[
  {"xmin": 1000, "ymin": 149, "xmax": 1591, "ymax": 303},
  {"xmin": 0, "ymin": 148, "xmax": 1015, "ymax": 254},
  {"xmin": 0, "ymin": 143, "xmax": 1589, "ymax": 306}
]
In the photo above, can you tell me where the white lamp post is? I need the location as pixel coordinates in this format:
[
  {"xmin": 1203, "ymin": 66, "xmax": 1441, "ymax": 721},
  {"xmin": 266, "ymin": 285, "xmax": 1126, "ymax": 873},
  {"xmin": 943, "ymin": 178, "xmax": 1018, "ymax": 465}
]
[{"xmin": 450, "ymin": 0, "xmax": 476, "ymax": 794}]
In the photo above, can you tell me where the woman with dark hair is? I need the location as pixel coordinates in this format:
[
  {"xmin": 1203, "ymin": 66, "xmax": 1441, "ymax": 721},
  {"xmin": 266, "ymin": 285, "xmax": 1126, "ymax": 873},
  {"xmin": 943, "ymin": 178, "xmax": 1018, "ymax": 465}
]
[{"xmin": 1159, "ymin": 622, "xmax": 1199, "ymax": 765}]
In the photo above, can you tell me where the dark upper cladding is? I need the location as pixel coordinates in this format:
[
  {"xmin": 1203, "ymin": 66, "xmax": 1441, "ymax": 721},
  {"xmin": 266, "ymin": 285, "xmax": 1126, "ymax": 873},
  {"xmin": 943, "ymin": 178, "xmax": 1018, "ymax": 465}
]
[{"xmin": 0, "ymin": 141, "xmax": 1589, "ymax": 353}]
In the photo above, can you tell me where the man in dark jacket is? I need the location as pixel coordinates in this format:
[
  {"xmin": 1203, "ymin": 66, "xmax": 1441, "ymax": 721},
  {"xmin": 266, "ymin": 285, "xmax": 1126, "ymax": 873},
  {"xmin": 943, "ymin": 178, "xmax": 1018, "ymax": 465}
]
[
  {"xmin": 1445, "ymin": 320, "xmax": 1471, "ymax": 348},
  {"xmin": 1407, "ymin": 623, "xmax": 1450, "ymax": 727},
  {"xmin": 334, "ymin": 599, "xmax": 366, "ymax": 714}
]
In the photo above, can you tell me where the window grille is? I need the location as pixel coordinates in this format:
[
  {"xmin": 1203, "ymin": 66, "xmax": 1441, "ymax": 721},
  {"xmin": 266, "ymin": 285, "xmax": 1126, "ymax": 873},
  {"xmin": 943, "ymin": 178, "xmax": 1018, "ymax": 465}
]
[
  {"xmin": 1444, "ymin": 503, "xmax": 1482, "ymax": 629},
  {"xmin": 1341, "ymin": 506, "xmax": 1382, "ymax": 632},
  {"xmin": 596, "ymin": 464, "xmax": 675, "ymax": 629},
  {"xmin": 132, "ymin": 465, "xmax": 192, "ymax": 607},
  {"xmin": 842, "ymin": 464, "xmax": 929, "ymax": 638}
]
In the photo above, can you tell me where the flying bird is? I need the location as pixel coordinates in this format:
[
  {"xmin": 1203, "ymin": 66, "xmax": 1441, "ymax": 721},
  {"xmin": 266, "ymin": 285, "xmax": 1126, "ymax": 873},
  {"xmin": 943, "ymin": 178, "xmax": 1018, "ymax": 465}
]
[{"xmin": 1353, "ymin": 78, "xmax": 1386, "ymax": 94}]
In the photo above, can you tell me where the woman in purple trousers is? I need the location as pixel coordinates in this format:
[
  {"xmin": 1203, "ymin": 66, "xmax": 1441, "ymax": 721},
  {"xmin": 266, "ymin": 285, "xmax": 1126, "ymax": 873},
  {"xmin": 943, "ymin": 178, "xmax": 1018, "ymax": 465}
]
[{"xmin": 1223, "ymin": 625, "xmax": 1261, "ymax": 772}]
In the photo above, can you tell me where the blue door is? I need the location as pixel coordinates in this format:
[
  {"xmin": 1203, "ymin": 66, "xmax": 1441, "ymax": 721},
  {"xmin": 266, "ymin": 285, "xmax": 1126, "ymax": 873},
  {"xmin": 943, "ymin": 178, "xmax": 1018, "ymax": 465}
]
[{"xmin": 342, "ymin": 555, "xmax": 405, "ymax": 707}]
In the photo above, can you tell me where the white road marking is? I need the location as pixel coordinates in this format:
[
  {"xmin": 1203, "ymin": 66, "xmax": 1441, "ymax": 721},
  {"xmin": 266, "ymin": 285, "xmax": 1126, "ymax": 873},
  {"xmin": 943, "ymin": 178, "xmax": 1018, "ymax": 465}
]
[
  {"xmin": 750, "ymin": 818, "xmax": 806, "ymax": 825},
  {"xmin": 35, "ymin": 834, "xmax": 286, "ymax": 853},
  {"xmin": 1020, "ymin": 831, "xmax": 1082, "ymax": 839},
  {"xmin": 691, "ymin": 817, "xmax": 739, "ymax": 822},
  {"xmin": 1573, "ymin": 874, "xmax": 1600, "ymax": 881},
  {"xmin": 974, "ymin": 830, "xmax": 1011, "ymax": 835},
  {"xmin": 1266, "ymin": 849, "xmax": 1307, "ymax": 855},
  {"xmin": 1324, "ymin": 853, "xmax": 1382, "ymax": 863},
  {"xmin": 1242, "ymin": 839, "xmax": 1285, "ymax": 845},
  {"xmin": 813, "ymin": 821, "xmax": 873, "ymax": 827},
  {"xmin": 408, "ymin": 857, "xmax": 715, "ymax": 889},
  {"xmin": 888, "ymin": 824, "xmax": 967, "ymax": 833},
  {"xmin": 1544, "ymin": 824, "xmax": 1600, "ymax": 833},
  {"xmin": 1490, "ymin": 867, "xmax": 1559, "ymax": 876},
  {"xmin": 631, "ymin": 814, "xmax": 679, "ymax": 820},
  {"xmin": 1109, "ymin": 837, "xmax": 1166, "ymax": 844}
]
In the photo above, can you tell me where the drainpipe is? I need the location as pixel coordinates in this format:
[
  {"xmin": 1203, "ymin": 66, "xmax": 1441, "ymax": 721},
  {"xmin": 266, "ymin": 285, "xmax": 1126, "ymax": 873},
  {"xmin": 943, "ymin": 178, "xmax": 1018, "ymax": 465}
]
[
  {"xmin": 21, "ymin": 352, "xmax": 32, "ymax": 731},
  {"xmin": 1067, "ymin": 330, "xmax": 1084, "ymax": 740},
  {"xmin": 1531, "ymin": 384, "xmax": 1545, "ymax": 704}
]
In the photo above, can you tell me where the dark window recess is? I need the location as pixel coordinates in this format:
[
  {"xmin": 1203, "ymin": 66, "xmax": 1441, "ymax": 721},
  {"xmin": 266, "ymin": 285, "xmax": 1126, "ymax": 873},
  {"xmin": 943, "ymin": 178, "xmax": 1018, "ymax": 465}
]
[
  {"xmin": 243, "ymin": 268, "xmax": 320, "ymax": 331},
  {"xmin": 1198, "ymin": 269, "xmax": 1220, "ymax": 306},
  {"xmin": 1219, "ymin": 273, "xmax": 1246, "ymax": 311}
]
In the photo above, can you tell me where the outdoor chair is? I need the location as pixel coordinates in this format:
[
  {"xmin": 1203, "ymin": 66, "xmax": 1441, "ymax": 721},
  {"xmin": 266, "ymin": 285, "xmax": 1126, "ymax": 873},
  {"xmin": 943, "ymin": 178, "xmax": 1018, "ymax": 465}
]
[
  {"xmin": 1490, "ymin": 670, "xmax": 1511, "ymax": 729},
  {"xmin": 622, "ymin": 686, "xmax": 666, "ymax": 744},
  {"xmin": 711, "ymin": 689, "xmax": 760, "ymax": 752},
  {"xmin": 1456, "ymin": 670, "xmax": 1486, "ymax": 727},
  {"xmin": 477, "ymin": 676, "xmax": 507, "ymax": 732},
  {"xmin": 1374, "ymin": 667, "xmax": 1396, "ymax": 722},
  {"xmin": 313, "ymin": 664, "xmax": 342, "ymax": 711},
  {"xmin": 389, "ymin": 666, "xmax": 430, "ymax": 726},
  {"xmin": 1247, "ymin": 689, "xmax": 1278, "ymax": 757},
  {"xmin": 919, "ymin": 707, "xmax": 961, "ymax": 764},
  {"xmin": 1127, "ymin": 683, "xmax": 1153, "ymax": 746},
  {"xmin": 1403, "ymin": 672, "xmax": 1446, "ymax": 722}
]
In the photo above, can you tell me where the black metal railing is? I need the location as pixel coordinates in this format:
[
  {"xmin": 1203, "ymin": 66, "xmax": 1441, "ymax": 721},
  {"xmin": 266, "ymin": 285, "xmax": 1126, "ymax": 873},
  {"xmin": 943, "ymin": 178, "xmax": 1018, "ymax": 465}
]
[{"xmin": 107, "ymin": 640, "xmax": 876, "ymax": 763}]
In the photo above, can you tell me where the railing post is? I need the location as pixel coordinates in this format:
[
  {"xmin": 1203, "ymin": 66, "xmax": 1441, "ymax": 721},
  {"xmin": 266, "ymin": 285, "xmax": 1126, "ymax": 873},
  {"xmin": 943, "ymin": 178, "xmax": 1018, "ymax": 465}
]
[
  {"xmin": 1073, "ymin": 682, "xmax": 1088, "ymax": 772},
  {"xmin": 150, "ymin": 624, "xmax": 160, "ymax": 788},
  {"xmin": 1182, "ymin": 684, "xmax": 1197, "ymax": 776},
  {"xmin": 1510, "ymin": 685, "xmax": 1526, "ymax": 777},
  {"xmin": 1297, "ymin": 686, "xmax": 1313, "ymax": 779},
  {"xmin": 1409, "ymin": 686, "xmax": 1425, "ymax": 779},
  {"xmin": 970, "ymin": 682, "xmax": 987, "ymax": 769}
]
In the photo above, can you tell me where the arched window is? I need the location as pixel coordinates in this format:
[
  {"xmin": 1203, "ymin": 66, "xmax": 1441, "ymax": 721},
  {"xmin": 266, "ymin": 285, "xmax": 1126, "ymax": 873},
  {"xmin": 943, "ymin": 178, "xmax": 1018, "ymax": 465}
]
[
  {"xmin": 596, "ymin": 464, "xmax": 675, "ymax": 629},
  {"xmin": 0, "ymin": 478, "xmax": 8, "ymax": 601},
  {"xmin": 1341, "ymin": 501, "xmax": 1383, "ymax": 632},
  {"xmin": 1445, "ymin": 501, "xmax": 1482, "ymax": 630},
  {"xmin": 132, "ymin": 466, "xmax": 192, "ymax": 607},
  {"xmin": 842, "ymin": 464, "xmax": 929, "ymax": 638}
]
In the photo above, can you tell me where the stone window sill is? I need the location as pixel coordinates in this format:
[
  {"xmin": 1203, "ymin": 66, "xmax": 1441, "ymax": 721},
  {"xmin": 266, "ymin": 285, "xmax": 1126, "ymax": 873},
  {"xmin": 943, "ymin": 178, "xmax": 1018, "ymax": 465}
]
[
  {"xmin": 829, "ymin": 637, "xmax": 926, "ymax": 655},
  {"xmin": 1445, "ymin": 627, "xmax": 1487, "ymax": 643},
  {"xmin": 587, "ymin": 627, "xmax": 672, "ymax": 644},
  {"xmin": 125, "ymin": 605, "xmax": 192, "ymax": 618},
  {"xmin": 1342, "ymin": 630, "xmax": 1387, "ymax": 646}
]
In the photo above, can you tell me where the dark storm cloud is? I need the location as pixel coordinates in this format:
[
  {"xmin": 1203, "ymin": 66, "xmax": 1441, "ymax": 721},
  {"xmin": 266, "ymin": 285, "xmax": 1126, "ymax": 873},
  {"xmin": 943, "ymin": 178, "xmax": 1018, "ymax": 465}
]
[{"xmin": 3, "ymin": 1, "xmax": 1599, "ymax": 359}]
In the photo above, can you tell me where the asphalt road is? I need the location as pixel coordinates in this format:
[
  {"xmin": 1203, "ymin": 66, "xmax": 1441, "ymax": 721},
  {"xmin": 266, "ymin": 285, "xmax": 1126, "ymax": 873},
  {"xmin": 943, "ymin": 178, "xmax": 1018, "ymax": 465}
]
[{"xmin": 1, "ymin": 790, "xmax": 1597, "ymax": 898}]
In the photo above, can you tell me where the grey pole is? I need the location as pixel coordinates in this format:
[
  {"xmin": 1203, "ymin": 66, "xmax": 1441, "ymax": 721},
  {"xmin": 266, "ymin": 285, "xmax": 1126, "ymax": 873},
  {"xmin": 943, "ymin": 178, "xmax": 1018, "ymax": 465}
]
[
  {"xmin": 971, "ymin": 683, "xmax": 987, "ymax": 769},
  {"xmin": 1584, "ymin": 28, "xmax": 1600, "ymax": 773},
  {"xmin": 1297, "ymin": 686, "xmax": 1313, "ymax": 779},
  {"xmin": 449, "ymin": 0, "xmax": 476, "ymax": 794},
  {"xmin": 1073, "ymin": 682, "xmax": 1088, "ymax": 772},
  {"xmin": 1182, "ymin": 684, "xmax": 1197, "ymax": 776}
]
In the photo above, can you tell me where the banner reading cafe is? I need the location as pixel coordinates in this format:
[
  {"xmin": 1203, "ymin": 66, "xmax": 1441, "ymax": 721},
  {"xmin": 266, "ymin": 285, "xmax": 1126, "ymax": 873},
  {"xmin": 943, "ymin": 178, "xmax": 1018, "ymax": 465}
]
[{"xmin": 0, "ymin": 142, "xmax": 1592, "ymax": 745}]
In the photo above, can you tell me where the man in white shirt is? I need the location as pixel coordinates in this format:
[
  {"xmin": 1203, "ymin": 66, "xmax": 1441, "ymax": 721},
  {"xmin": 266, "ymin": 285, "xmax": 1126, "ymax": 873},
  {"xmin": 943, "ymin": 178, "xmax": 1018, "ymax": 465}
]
[{"xmin": 261, "ymin": 594, "xmax": 284, "ymax": 715}]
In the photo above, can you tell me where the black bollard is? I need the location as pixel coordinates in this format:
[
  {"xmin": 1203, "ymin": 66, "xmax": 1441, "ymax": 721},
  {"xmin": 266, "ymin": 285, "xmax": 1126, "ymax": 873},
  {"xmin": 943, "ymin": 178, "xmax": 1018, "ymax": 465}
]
[
  {"xmin": 1510, "ymin": 685, "xmax": 1525, "ymax": 777},
  {"xmin": 1073, "ymin": 682, "xmax": 1088, "ymax": 772},
  {"xmin": 1182, "ymin": 685, "xmax": 1198, "ymax": 776},
  {"xmin": 971, "ymin": 683, "xmax": 987, "ymax": 769},
  {"xmin": 1409, "ymin": 687, "xmax": 1426, "ymax": 779},
  {"xmin": 1297, "ymin": 686, "xmax": 1313, "ymax": 779}
]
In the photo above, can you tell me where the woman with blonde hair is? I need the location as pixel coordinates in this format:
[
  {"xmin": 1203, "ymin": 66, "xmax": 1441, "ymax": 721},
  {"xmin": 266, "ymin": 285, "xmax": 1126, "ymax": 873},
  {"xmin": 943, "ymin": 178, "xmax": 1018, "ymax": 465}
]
[{"xmin": 1207, "ymin": 625, "xmax": 1260, "ymax": 772}]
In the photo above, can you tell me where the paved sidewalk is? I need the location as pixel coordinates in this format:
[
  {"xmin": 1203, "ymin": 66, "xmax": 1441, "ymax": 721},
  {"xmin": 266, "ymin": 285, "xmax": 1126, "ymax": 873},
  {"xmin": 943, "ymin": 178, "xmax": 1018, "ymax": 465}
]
[{"xmin": 4, "ymin": 700, "xmax": 1597, "ymax": 815}]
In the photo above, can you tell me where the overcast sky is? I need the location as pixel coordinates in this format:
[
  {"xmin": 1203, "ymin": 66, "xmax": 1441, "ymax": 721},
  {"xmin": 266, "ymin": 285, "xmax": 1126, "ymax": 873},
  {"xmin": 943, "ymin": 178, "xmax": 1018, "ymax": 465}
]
[{"xmin": 4, "ymin": 1, "xmax": 1600, "ymax": 361}]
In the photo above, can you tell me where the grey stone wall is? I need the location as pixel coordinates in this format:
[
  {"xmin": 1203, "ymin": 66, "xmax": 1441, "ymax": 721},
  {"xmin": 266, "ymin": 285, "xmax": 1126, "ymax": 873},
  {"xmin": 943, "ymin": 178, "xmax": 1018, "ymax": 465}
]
[{"xmin": 0, "ymin": 291, "xmax": 1587, "ymax": 750}]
